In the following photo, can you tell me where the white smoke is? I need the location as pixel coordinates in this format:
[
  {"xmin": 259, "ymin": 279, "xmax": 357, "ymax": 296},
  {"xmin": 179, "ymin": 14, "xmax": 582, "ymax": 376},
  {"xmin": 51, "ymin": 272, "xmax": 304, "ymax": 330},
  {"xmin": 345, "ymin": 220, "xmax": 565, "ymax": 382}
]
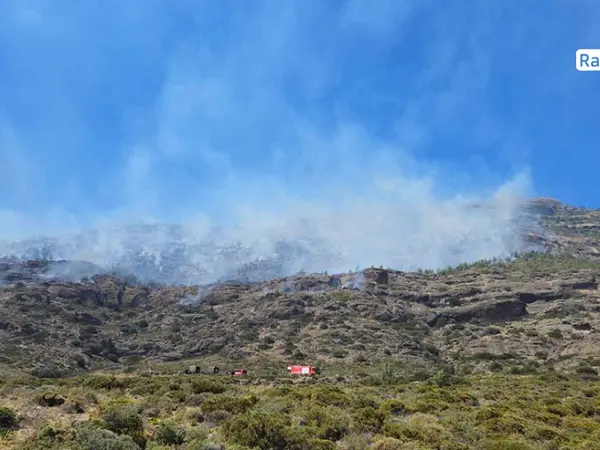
[
  {"xmin": 0, "ymin": 176, "xmax": 534, "ymax": 285},
  {"xmin": 352, "ymin": 272, "xmax": 366, "ymax": 290},
  {"xmin": 178, "ymin": 286, "xmax": 212, "ymax": 306},
  {"xmin": 0, "ymin": 2, "xmax": 547, "ymax": 285}
]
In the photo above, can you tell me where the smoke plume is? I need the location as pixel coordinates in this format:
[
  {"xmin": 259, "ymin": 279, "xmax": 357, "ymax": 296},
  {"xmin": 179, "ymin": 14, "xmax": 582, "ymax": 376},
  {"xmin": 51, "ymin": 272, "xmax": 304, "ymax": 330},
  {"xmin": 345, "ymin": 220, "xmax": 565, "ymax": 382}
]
[{"xmin": 0, "ymin": 1, "xmax": 550, "ymax": 285}]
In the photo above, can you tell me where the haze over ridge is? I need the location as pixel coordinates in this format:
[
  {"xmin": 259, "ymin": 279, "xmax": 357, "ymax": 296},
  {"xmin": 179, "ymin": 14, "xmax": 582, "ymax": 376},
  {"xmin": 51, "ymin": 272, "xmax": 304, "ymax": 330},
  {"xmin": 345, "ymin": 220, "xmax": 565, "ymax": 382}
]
[{"xmin": 0, "ymin": 1, "xmax": 597, "ymax": 284}]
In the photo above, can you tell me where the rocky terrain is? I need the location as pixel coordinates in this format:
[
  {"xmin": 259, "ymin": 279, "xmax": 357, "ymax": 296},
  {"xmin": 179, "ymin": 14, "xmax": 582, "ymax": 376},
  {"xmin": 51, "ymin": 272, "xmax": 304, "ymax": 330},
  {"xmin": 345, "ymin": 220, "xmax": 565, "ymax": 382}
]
[
  {"xmin": 0, "ymin": 197, "xmax": 599, "ymax": 380},
  {"xmin": 521, "ymin": 197, "xmax": 600, "ymax": 258}
]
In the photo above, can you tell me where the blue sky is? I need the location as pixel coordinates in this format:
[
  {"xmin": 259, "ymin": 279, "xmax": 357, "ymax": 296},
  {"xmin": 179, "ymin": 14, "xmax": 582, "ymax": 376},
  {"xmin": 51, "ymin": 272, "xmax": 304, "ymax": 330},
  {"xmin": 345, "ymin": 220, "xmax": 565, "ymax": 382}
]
[{"xmin": 0, "ymin": 1, "xmax": 598, "ymax": 277}]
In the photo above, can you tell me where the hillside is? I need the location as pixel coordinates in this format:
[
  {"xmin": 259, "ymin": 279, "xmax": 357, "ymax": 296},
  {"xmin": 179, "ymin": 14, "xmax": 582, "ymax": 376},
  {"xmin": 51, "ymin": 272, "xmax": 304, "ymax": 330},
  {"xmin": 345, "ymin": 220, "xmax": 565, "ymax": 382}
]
[
  {"xmin": 1, "ymin": 197, "xmax": 599, "ymax": 378},
  {"xmin": 1, "ymin": 197, "xmax": 600, "ymax": 449},
  {"xmin": 1, "ymin": 253, "xmax": 600, "ymax": 380}
]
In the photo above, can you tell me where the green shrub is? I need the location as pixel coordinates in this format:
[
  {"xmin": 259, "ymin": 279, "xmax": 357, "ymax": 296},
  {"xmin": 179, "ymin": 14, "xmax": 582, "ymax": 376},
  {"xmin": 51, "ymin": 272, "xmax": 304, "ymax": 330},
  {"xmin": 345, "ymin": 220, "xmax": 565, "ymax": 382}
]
[
  {"xmin": 19, "ymin": 424, "xmax": 69, "ymax": 450},
  {"xmin": 190, "ymin": 378, "xmax": 227, "ymax": 394},
  {"xmin": 383, "ymin": 413, "xmax": 456, "ymax": 448},
  {"xmin": 489, "ymin": 361, "xmax": 503, "ymax": 372},
  {"xmin": 340, "ymin": 433, "xmax": 371, "ymax": 450},
  {"xmin": 475, "ymin": 407, "xmax": 502, "ymax": 422},
  {"xmin": 305, "ymin": 438, "xmax": 337, "ymax": 450},
  {"xmin": 201, "ymin": 394, "xmax": 258, "ymax": 415},
  {"xmin": 371, "ymin": 437, "xmax": 423, "ymax": 449},
  {"xmin": 189, "ymin": 442, "xmax": 226, "ymax": 450},
  {"xmin": 38, "ymin": 425, "xmax": 62, "ymax": 440},
  {"xmin": 183, "ymin": 440, "xmax": 205, "ymax": 450},
  {"xmin": 154, "ymin": 420, "xmax": 186, "ymax": 445},
  {"xmin": 379, "ymin": 399, "xmax": 406, "ymax": 416},
  {"xmin": 576, "ymin": 364, "xmax": 599, "ymax": 381},
  {"xmin": 129, "ymin": 379, "xmax": 166, "ymax": 396},
  {"xmin": 352, "ymin": 407, "xmax": 386, "ymax": 433},
  {"xmin": 100, "ymin": 401, "xmax": 146, "ymax": 447},
  {"xmin": 300, "ymin": 405, "xmax": 350, "ymax": 441},
  {"xmin": 166, "ymin": 389, "xmax": 187, "ymax": 403},
  {"xmin": 547, "ymin": 329, "xmax": 563, "ymax": 339},
  {"xmin": 427, "ymin": 367, "xmax": 464, "ymax": 387},
  {"xmin": 331, "ymin": 349, "xmax": 348, "ymax": 358},
  {"xmin": 0, "ymin": 405, "xmax": 18, "ymax": 431},
  {"xmin": 146, "ymin": 443, "xmax": 172, "ymax": 450},
  {"xmin": 84, "ymin": 375, "xmax": 128, "ymax": 390},
  {"xmin": 478, "ymin": 438, "xmax": 534, "ymax": 450},
  {"xmin": 101, "ymin": 402, "xmax": 143, "ymax": 433},
  {"xmin": 222, "ymin": 411, "xmax": 289, "ymax": 450},
  {"xmin": 72, "ymin": 423, "xmax": 141, "ymax": 450},
  {"xmin": 34, "ymin": 390, "xmax": 66, "ymax": 407},
  {"xmin": 480, "ymin": 415, "xmax": 526, "ymax": 435},
  {"xmin": 284, "ymin": 427, "xmax": 338, "ymax": 450},
  {"xmin": 204, "ymin": 410, "xmax": 232, "ymax": 425},
  {"xmin": 309, "ymin": 386, "xmax": 349, "ymax": 407}
]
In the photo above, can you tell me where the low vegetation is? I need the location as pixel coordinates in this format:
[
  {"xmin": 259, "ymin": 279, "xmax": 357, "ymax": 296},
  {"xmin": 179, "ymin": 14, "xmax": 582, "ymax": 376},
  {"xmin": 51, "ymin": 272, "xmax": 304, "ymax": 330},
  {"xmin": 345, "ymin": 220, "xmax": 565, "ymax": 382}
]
[{"xmin": 0, "ymin": 366, "xmax": 599, "ymax": 449}]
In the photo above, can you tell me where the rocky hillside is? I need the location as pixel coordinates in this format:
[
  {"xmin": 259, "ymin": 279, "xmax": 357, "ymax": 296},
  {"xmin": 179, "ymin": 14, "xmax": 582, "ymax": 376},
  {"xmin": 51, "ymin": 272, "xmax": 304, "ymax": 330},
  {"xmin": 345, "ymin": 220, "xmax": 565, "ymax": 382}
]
[
  {"xmin": 521, "ymin": 197, "xmax": 600, "ymax": 258},
  {"xmin": 0, "ymin": 197, "xmax": 599, "ymax": 379}
]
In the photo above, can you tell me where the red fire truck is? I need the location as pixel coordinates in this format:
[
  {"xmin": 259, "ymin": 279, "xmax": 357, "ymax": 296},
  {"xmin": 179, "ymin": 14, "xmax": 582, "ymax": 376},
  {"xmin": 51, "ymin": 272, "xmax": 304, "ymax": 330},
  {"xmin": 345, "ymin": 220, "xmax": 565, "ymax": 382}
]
[{"xmin": 287, "ymin": 365, "xmax": 318, "ymax": 375}]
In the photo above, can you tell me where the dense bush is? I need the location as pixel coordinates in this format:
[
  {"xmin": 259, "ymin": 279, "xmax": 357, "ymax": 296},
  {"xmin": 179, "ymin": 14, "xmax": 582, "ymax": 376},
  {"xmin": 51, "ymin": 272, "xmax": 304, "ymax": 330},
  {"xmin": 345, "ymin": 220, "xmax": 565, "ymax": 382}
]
[
  {"xmin": 383, "ymin": 413, "xmax": 460, "ymax": 449},
  {"xmin": 72, "ymin": 423, "xmax": 141, "ymax": 450},
  {"xmin": 34, "ymin": 390, "xmax": 66, "ymax": 407},
  {"xmin": 190, "ymin": 378, "xmax": 227, "ymax": 394},
  {"xmin": 352, "ymin": 406, "xmax": 386, "ymax": 433},
  {"xmin": 100, "ymin": 400, "xmax": 146, "ymax": 447},
  {"xmin": 83, "ymin": 375, "xmax": 129, "ymax": 391},
  {"xmin": 309, "ymin": 385, "xmax": 349, "ymax": 407},
  {"xmin": 154, "ymin": 420, "xmax": 186, "ymax": 446},
  {"xmin": 201, "ymin": 394, "xmax": 258, "ymax": 415},
  {"xmin": 222, "ymin": 411, "xmax": 290, "ymax": 450},
  {"xmin": 0, "ymin": 406, "xmax": 18, "ymax": 432},
  {"xmin": 371, "ymin": 437, "xmax": 418, "ymax": 450}
]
